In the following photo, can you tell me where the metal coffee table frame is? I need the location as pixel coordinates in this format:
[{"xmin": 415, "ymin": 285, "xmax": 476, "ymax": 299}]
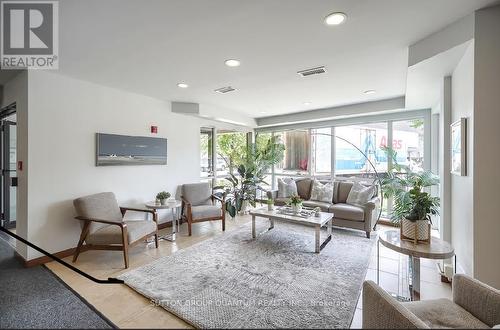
[{"xmin": 250, "ymin": 208, "xmax": 334, "ymax": 253}]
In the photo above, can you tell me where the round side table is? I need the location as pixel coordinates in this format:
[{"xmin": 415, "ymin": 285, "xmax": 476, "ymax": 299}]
[
  {"xmin": 145, "ymin": 200, "xmax": 182, "ymax": 242},
  {"xmin": 378, "ymin": 230, "xmax": 455, "ymax": 301}
]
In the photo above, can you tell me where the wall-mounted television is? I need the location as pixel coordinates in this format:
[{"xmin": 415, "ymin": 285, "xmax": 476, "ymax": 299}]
[{"xmin": 96, "ymin": 133, "xmax": 167, "ymax": 166}]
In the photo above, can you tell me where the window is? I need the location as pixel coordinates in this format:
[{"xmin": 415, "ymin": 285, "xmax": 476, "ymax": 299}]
[
  {"xmin": 255, "ymin": 111, "xmax": 430, "ymax": 222},
  {"xmin": 392, "ymin": 119, "xmax": 425, "ymax": 172},
  {"xmin": 334, "ymin": 123, "xmax": 388, "ymax": 178},
  {"xmin": 312, "ymin": 127, "xmax": 332, "ymax": 175},
  {"xmin": 275, "ymin": 130, "xmax": 310, "ymax": 175},
  {"xmin": 200, "ymin": 128, "xmax": 214, "ymax": 178},
  {"xmin": 216, "ymin": 130, "xmax": 247, "ymax": 177}
]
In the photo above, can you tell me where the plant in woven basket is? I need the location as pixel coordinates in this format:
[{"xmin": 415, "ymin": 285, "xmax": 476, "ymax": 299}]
[{"xmin": 381, "ymin": 146, "xmax": 440, "ymax": 224}]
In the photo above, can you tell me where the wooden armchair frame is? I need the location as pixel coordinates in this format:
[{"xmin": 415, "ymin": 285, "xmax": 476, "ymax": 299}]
[
  {"xmin": 73, "ymin": 207, "xmax": 158, "ymax": 268},
  {"xmin": 181, "ymin": 193, "xmax": 226, "ymax": 236}
]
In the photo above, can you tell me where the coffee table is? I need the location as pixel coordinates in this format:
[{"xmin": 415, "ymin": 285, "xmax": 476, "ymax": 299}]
[{"xmin": 249, "ymin": 207, "xmax": 334, "ymax": 253}]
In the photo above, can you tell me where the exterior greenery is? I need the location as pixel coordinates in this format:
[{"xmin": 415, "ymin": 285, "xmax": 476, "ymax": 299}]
[
  {"xmin": 217, "ymin": 133, "xmax": 247, "ymax": 174},
  {"xmin": 216, "ymin": 135, "xmax": 285, "ymax": 218},
  {"xmin": 381, "ymin": 147, "xmax": 440, "ymax": 224}
]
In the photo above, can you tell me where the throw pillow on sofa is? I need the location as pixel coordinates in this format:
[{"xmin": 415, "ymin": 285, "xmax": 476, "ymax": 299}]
[
  {"xmin": 346, "ymin": 182, "xmax": 375, "ymax": 206},
  {"xmin": 277, "ymin": 178, "xmax": 298, "ymax": 198},
  {"xmin": 310, "ymin": 180, "xmax": 334, "ymax": 203}
]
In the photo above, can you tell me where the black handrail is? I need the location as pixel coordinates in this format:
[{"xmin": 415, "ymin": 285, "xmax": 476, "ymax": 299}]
[{"xmin": 0, "ymin": 226, "xmax": 124, "ymax": 284}]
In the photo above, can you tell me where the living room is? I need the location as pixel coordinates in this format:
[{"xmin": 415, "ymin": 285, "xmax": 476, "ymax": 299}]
[{"xmin": 0, "ymin": 0, "xmax": 499, "ymax": 329}]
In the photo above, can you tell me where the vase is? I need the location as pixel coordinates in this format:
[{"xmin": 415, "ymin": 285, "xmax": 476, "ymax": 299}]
[
  {"xmin": 291, "ymin": 203, "xmax": 302, "ymax": 213},
  {"xmin": 401, "ymin": 217, "xmax": 430, "ymax": 244},
  {"xmin": 160, "ymin": 199, "xmax": 167, "ymax": 206},
  {"xmin": 267, "ymin": 203, "xmax": 274, "ymax": 211}
]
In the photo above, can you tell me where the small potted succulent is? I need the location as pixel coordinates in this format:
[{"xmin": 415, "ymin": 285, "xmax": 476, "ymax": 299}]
[
  {"xmin": 267, "ymin": 198, "xmax": 274, "ymax": 211},
  {"xmin": 156, "ymin": 191, "xmax": 171, "ymax": 206},
  {"xmin": 288, "ymin": 194, "xmax": 303, "ymax": 214}
]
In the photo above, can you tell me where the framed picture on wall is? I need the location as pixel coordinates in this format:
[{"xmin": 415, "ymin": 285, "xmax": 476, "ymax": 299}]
[{"xmin": 451, "ymin": 118, "xmax": 467, "ymax": 176}]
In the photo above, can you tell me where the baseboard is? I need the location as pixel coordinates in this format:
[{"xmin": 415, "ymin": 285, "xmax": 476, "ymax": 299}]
[
  {"xmin": 15, "ymin": 221, "xmax": 178, "ymax": 267},
  {"xmin": 16, "ymin": 247, "xmax": 77, "ymax": 267},
  {"xmin": 377, "ymin": 219, "xmax": 397, "ymax": 227}
]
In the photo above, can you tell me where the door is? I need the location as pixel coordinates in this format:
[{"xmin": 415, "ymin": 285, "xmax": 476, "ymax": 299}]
[{"xmin": 1, "ymin": 121, "xmax": 17, "ymax": 229}]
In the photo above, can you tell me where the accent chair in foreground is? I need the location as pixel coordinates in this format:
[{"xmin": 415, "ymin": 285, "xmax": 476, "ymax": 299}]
[
  {"xmin": 72, "ymin": 192, "xmax": 158, "ymax": 268},
  {"xmin": 362, "ymin": 274, "xmax": 500, "ymax": 328}
]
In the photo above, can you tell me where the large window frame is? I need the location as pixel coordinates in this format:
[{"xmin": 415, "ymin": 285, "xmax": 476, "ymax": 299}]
[
  {"xmin": 200, "ymin": 127, "xmax": 252, "ymax": 188},
  {"xmin": 255, "ymin": 109, "xmax": 432, "ymax": 219}
]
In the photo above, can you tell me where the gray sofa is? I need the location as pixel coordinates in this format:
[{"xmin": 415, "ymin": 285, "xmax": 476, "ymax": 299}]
[
  {"xmin": 362, "ymin": 274, "xmax": 500, "ymax": 328},
  {"xmin": 267, "ymin": 178, "xmax": 380, "ymax": 238}
]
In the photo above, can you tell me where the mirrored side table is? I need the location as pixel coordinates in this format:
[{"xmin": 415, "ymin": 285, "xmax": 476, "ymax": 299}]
[
  {"xmin": 378, "ymin": 230, "xmax": 455, "ymax": 301},
  {"xmin": 144, "ymin": 200, "xmax": 182, "ymax": 242}
]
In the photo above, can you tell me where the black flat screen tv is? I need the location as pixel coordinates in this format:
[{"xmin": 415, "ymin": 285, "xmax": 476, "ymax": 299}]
[{"xmin": 96, "ymin": 133, "xmax": 167, "ymax": 166}]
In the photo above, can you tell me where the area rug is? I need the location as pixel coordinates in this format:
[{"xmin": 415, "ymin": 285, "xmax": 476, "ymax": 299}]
[{"xmin": 118, "ymin": 221, "xmax": 376, "ymax": 329}]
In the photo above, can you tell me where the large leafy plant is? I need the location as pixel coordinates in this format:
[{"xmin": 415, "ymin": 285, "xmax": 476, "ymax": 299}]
[
  {"xmin": 216, "ymin": 135, "xmax": 285, "ymax": 217},
  {"xmin": 381, "ymin": 147, "xmax": 440, "ymax": 224}
]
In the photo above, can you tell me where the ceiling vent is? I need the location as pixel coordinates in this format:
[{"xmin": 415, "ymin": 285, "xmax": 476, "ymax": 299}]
[
  {"xmin": 297, "ymin": 66, "xmax": 327, "ymax": 77},
  {"xmin": 214, "ymin": 86, "xmax": 236, "ymax": 94}
]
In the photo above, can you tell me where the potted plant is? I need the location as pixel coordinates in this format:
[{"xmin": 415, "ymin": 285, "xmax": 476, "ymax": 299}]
[
  {"xmin": 215, "ymin": 135, "xmax": 285, "ymax": 218},
  {"xmin": 288, "ymin": 194, "xmax": 303, "ymax": 214},
  {"xmin": 267, "ymin": 198, "xmax": 274, "ymax": 211},
  {"xmin": 381, "ymin": 147, "xmax": 440, "ymax": 244},
  {"xmin": 156, "ymin": 191, "xmax": 171, "ymax": 205}
]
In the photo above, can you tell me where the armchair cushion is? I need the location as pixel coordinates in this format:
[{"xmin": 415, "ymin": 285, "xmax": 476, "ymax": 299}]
[
  {"xmin": 182, "ymin": 183, "xmax": 212, "ymax": 206},
  {"xmin": 73, "ymin": 192, "xmax": 124, "ymax": 234},
  {"xmin": 405, "ymin": 298, "xmax": 488, "ymax": 329},
  {"xmin": 73, "ymin": 192, "xmax": 123, "ymax": 222},
  {"xmin": 85, "ymin": 220, "xmax": 157, "ymax": 245},
  {"xmin": 191, "ymin": 205, "xmax": 222, "ymax": 219}
]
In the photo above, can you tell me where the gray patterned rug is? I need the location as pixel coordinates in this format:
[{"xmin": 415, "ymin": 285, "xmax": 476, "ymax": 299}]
[{"xmin": 119, "ymin": 221, "xmax": 375, "ymax": 329}]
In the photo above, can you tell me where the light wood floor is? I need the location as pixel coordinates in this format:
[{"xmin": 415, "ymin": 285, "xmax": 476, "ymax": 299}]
[{"xmin": 46, "ymin": 215, "xmax": 452, "ymax": 329}]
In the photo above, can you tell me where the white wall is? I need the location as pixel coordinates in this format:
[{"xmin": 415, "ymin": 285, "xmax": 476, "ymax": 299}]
[
  {"xmin": 473, "ymin": 6, "xmax": 500, "ymax": 289},
  {"xmin": 24, "ymin": 70, "xmax": 247, "ymax": 260},
  {"xmin": 1, "ymin": 71, "xmax": 29, "ymax": 259},
  {"xmin": 451, "ymin": 42, "xmax": 474, "ymax": 276}
]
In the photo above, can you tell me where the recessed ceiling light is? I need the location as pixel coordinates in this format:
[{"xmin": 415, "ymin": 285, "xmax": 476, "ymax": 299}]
[
  {"xmin": 364, "ymin": 90, "xmax": 376, "ymax": 94},
  {"xmin": 224, "ymin": 59, "xmax": 241, "ymax": 67},
  {"xmin": 303, "ymin": 101, "xmax": 312, "ymax": 105},
  {"xmin": 177, "ymin": 83, "xmax": 189, "ymax": 88},
  {"xmin": 260, "ymin": 111, "xmax": 267, "ymax": 114},
  {"xmin": 324, "ymin": 12, "xmax": 347, "ymax": 26}
]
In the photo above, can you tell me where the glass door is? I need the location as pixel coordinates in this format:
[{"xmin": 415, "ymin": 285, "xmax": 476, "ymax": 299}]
[{"xmin": 1, "ymin": 120, "xmax": 17, "ymax": 229}]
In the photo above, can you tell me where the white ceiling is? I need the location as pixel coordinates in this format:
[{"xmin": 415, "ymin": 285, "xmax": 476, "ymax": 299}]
[{"xmin": 57, "ymin": 0, "xmax": 495, "ymax": 119}]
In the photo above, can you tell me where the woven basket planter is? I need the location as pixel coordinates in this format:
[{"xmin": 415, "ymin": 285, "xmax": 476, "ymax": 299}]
[{"xmin": 400, "ymin": 218, "xmax": 430, "ymax": 244}]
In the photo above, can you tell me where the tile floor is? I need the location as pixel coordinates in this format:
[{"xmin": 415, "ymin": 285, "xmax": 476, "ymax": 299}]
[{"xmin": 44, "ymin": 214, "xmax": 452, "ymax": 329}]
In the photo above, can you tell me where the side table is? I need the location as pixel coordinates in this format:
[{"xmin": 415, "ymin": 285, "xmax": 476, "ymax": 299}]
[
  {"xmin": 378, "ymin": 230, "xmax": 455, "ymax": 301},
  {"xmin": 144, "ymin": 200, "xmax": 182, "ymax": 242}
]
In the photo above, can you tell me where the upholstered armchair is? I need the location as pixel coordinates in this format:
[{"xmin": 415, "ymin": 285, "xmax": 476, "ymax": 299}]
[
  {"xmin": 362, "ymin": 274, "xmax": 500, "ymax": 328},
  {"xmin": 73, "ymin": 192, "xmax": 158, "ymax": 268},
  {"xmin": 181, "ymin": 183, "xmax": 225, "ymax": 236}
]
